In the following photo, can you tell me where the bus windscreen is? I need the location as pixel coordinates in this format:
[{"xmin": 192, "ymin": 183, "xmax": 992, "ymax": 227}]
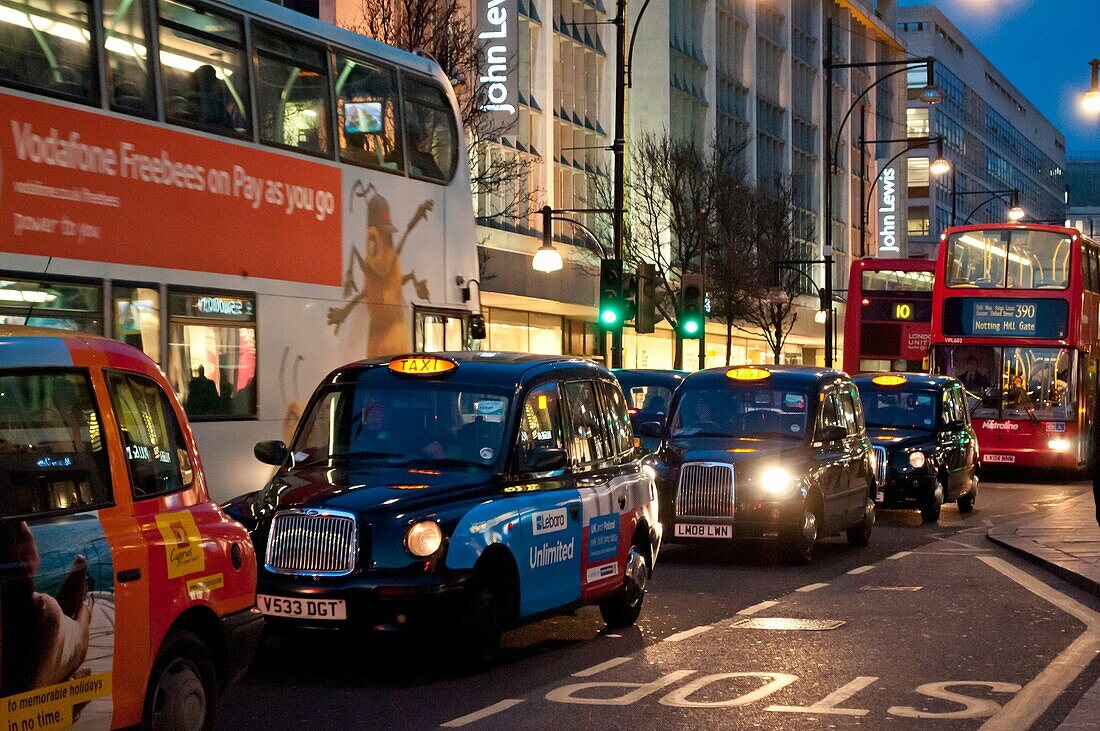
[{"xmin": 945, "ymin": 229, "xmax": 1072, "ymax": 290}]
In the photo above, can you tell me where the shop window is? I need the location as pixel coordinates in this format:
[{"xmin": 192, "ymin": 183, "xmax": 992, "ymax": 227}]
[
  {"xmin": 166, "ymin": 289, "xmax": 256, "ymax": 419},
  {"xmin": 107, "ymin": 372, "xmax": 194, "ymax": 498},
  {"xmin": 402, "ymin": 75, "xmax": 458, "ymax": 183},
  {"xmin": 0, "ymin": 277, "xmax": 102, "ymax": 333},
  {"xmin": 103, "ymin": 0, "xmax": 154, "ymax": 116},
  {"xmin": 335, "ymin": 54, "xmax": 403, "ymax": 172},
  {"xmin": 415, "ymin": 309, "xmax": 467, "ymax": 352},
  {"xmin": 487, "ymin": 309, "xmax": 563, "ymax": 355},
  {"xmin": 0, "ymin": 0, "xmax": 97, "ymax": 101},
  {"xmin": 0, "ymin": 370, "xmax": 112, "ymax": 518},
  {"xmin": 158, "ymin": 0, "xmax": 250, "ymax": 136},
  {"xmin": 254, "ymin": 26, "xmax": 330, "ymax": 154},
  {"xmin": 112, "ymin": 284, "xmax": 160, "ymax": 363}
]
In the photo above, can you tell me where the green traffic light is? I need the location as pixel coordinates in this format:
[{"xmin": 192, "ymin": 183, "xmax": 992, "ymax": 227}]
[
  {"xmin": 601, "ymin": 308, "xmax": 620, "ymax": 326},
  {"xmin": 682, "ymin": 319, "xmax": 700, "ymax": 335}
]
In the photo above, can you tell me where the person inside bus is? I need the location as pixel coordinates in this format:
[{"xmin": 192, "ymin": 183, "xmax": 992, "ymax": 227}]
[
  {"xmin": 1005, "ymin": 374, "xmax": 1037, "ymax": 417},
  {"xmin": 190, "ymin": 64, "xmax": 245, "ymax": 132},
  {"xmin": 958, "ymin": 356, "xmax": 991, "ymax": 393},
  {"xmin": 185, "ymin": 365, "xmax": 221, "ymax": 416}
]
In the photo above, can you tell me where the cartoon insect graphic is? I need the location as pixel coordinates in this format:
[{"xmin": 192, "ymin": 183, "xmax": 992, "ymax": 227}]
[{"xmin": 328, "ymin": 180, "xmax": 433, "ymax": 355}]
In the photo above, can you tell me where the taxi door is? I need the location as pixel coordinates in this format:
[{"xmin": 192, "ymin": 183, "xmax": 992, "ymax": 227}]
[
  {"xmin": 837, "ymin": 384, "xmax": 872, "ymax": 524},
  {"xmin": 941, "ymin": 385, "xmax": 974, "ymax": 499}
]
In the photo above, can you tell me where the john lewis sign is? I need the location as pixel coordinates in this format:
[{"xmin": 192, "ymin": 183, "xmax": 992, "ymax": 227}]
[{"xmin": 478, "ymin": 0, "xmax": 517, "ymax": 120}]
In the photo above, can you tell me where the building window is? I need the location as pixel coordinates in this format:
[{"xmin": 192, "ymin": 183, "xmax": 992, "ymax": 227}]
[
  {"xmin": 158, "ymin": 0, "xmax": 251, "ymax": 136},
  {"xmin": 112, "ymin": 284, "xmax": 160, "ymax": 363},
  {"xmin": 0, "ymin": 277, "xmax": 102, "ymax": 333},
  {"xmin": 254, "ymin": 27, "xmax": 330, "ymax": 154},
  {"xmin": 486, "ymin": 309, "xmax": 563, "ymax": 354},
  {"xmin": 166, "ymin": 289, "xmax": 256, "ymax": 419},
  {"xmin": 0, "ymin": 0, "xmax": 97, "ymax": 101},
  {"xmin": 908, "ymin": 156, "xmax": 930, "ymax": 187},
  {"xmin": 906, "ymin": 108, "xmax": 929, "ymax": 138},
  {"xmin": 335, "ymin": 54, "xmax": 403, "ymax": 173},
  {"xmin": 415, "ymin": 308, "xmax": 468, "ymax": 352},
  {"xmin": 103, "ymin": 0, "xmax": 154, "ymax": 115},
  {"xmin": 908, "ymin": 207, "xmax": 931, "ymax": 237}
]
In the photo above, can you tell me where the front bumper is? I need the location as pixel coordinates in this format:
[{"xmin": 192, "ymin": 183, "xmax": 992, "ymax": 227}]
[
  {"xmin": 219, "ymin": 606, "xmax": 264, "ymax": 688},
  {"xmin": 663, "ymin": 500, "xmax": 805, "ymax": 542},
  {"xmin": 256, "ymin": 570, "xmax": 470, "ymax": 632},
  {"xmin": 877, "ymin": 470, "xmax": 937, "ymax": 506}
]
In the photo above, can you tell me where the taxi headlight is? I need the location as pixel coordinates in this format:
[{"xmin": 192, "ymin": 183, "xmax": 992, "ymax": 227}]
[
  {"xmin": 909, "ymin": 451, "xmax": 926, "ymax": 469},
  {"xmin": 760, "ymin": 466, "xmax": 796, "ymax": 496},
  {"xmin": 1048, "ymin": 438, "xmax": 1071, "ymax": 453},
  {"xmin": 406, "ymin": 521, "xmax": 443, "ymax": 557}
]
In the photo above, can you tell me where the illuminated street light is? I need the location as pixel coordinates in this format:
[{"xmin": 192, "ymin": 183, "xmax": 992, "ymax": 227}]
[
  {"xmin": 532, "ymin": 243, "xmax": 563, "ymax": 273},
  {"xmin": 1007, "ymin": 205, "xmax": 1026, "ymax": 222},
  {"xmin": 930, "ymin": 139, "xmax": 952, "ymax": 177},
  {"xmin": 1081, "ymin": 59, "xmax": 1100, "ymax": 114}
]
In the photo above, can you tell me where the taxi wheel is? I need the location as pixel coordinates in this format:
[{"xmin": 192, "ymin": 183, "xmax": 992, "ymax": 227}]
[
  {"xmin": 449, "ymin": 587, "xmax": 503, "ymax": 672},
  {"xmin": 783, "ymin": 507, "xmax": 819, "ymax": 565},
  {"xmin": 599, "ymin": 546, "xmax": 648, "ymax": 628},
  {"xmin": 957, "ymin": 489, "xmax": 977, "ymax": 514},
  {"xmin": 847, "ymin": 499, "xmax": 875, "ymax": 547},
  {"xmin": 143, "ymin": 629, "xmax": 217, "ymax": 731},
  {"xmin": 920, "ymin": 484, "xmax": 944, "ymax": 524}
]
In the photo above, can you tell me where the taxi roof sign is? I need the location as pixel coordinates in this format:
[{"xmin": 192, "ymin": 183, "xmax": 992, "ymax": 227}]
[
  {"xmin": 388, "ymin": 356, "xmax": 457, "ymax": 376},
  {"xmin": 872, "ymin": 374, "xmax": 907, "ymax": 386},
  {"xmin": 726, "ymin": 367, "xmax": 771, "ymax": 382}
]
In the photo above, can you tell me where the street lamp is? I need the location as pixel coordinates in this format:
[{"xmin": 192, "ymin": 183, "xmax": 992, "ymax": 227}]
[
  {"xmin": 929, "ymin": 140, "xmax": 952, "ymax": 177},
  {"xmin": 532, "ymin": 242, "xmax": 564, "ymax": 273},
  {"xmin": 958, "ymin": 188, "xmax": 1024, "ymax": 225},
  {"xmin": 825, "ymin": 17, "xmax": 940, "ymax": 367},
  {"xmin": 1081, "ymin": 59, "xmax": 1100, "ymax": 114},
  {"xmin": 1008, "ymin": 198, "xmax": 1026, "ymax": 222}
]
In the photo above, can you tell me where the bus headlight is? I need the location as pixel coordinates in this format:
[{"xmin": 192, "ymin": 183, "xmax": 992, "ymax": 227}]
[
  {"xmin": 406, "ymin": 521, "xmax": 443, "ymax": 557},
  {"xmin": 909, "ymin": 451, "xmax": 926, "ymax": 469},
  {"xmin": 1048, "ymin": 438, "xmax": 1071, "ymax": 453},
  {"xmin": 760, "ymin": 466, "xmax": 796, "ymax": 496}
]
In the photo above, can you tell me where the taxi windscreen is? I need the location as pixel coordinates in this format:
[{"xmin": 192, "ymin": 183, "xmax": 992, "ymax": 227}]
[
  {"xmin": 861, "ymin": 388, "xmax": 936, "ymax": 430},
  {"xmin": 670, "ymin": 386, "xmax": 809, "ymax": 440},
  {"xmin": 293, "ymin": 377, "xmax": 511, "ymax": 469}
]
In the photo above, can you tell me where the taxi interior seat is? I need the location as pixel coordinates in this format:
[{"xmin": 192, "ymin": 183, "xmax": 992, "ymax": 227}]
[{"xmin": 742, "ymin": 409, "xmax": 783, "ymax": 434}]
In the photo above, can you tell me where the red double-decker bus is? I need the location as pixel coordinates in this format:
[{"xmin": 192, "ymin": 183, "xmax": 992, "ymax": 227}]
[
  {"xmin": 843, "ymin": 258, "xmax": 936, "ymax": 374},
  {"xmin": 930, "ymin": 224, "xmax": 1100, "ymax": 469}
]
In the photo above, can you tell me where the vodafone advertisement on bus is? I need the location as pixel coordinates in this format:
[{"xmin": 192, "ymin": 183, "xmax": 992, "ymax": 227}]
[{"xmin": 0, "ymin": 91, "xmax": 342, "ymax": 286}]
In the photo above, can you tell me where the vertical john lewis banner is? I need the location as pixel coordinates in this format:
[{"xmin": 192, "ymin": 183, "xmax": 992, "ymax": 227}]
[{"xmin": 477, "ymin": 0, "xmax": 518, "ymax": 129}]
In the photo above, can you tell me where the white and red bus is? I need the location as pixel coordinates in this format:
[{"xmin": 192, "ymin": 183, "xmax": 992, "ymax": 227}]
[
  {"xmin": 0, "ymin": 0, "xmax": 479, "ymax": 500},
  {"xmin": 843, "ymin": 258, "xmax": 935, "ymax": 374},
  {"xmin": 930, "ymin": 224, "xmax": 1100, "ymax": 470}
]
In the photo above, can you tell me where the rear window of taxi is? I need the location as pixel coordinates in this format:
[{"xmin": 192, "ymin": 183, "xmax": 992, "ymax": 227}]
[{"xmin": 0, "ymin": 370, "xmax": 112, "ymax": 519}]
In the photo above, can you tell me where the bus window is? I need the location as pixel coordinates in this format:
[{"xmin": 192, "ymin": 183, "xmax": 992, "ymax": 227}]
[
  {"xmin": 934, "ymin": 345, "xmax": 1075, "ymax": 421},
  {"xmin": 103, "ymin": 0, "xmax": 154, "ymax": 116},
  {"xmin": 946, "ymin": 229, "xmax": 1071, "ymax": 290},
  {"xmin": 254, "ymin": 26, "xmax": 330, "ymax": 155},
  {"xmin": 0, "ymin": 0, "xmax": 97, "ymax": 101},
  {"xmin": 335, "ymin": 54, "xmax": 403, "ymax": 172},
  {"xmin": 402, "ymin": 76, "xmax": 457, "ymax": 183},
  {"xmin": 1088, "ymin": 245, "xmax": 1100, "ymax": 293},
  {"xmin": 158, "ymin": 0, "xmax": 251, "ymax": 136},
  {"xmin": 0, "ymin": 278, "xmax": 103, "ymax": 333},
  {"xmin": 112, "ymin": 285, "xmax": 161, "ymax": 364}
]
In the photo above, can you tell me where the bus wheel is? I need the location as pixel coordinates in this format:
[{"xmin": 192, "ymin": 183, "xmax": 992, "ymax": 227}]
[
  {"xmin": 144, "ymin": 629, "xmax": 217, "ymax": 731},
  {"xmin": 921, "ymin": 483, "xmax": 944, "ymax": 524},
  {"xmin": 600, "ymin": 546, "xmax": 648, "ymax": 628}
]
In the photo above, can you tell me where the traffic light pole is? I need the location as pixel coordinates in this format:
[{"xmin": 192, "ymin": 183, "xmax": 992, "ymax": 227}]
[{"xmin": 611, "ymin": 0, "xmax": 627, "ymax": 368}]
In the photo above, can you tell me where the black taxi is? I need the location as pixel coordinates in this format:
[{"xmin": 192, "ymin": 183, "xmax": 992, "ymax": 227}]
[
  {"xmin": 612, "ymin": 369, "xmax": 686, "ymax": 452},
  {"xmin": 638, "ymin": 366, "xmax": 875, "ymax": 563},
  {"xmin": 223, "ymin": 353, "xmax": 660, "ymax": 667},
  {"xmin": 853, "ymin": 373, "xmax": 980, "ymax": 523}
]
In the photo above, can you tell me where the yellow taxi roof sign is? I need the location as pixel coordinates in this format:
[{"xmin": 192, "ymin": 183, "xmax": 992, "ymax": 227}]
[
  {"xmin": 726, "ymin": 367, "xmax": 771, "ymax": 382},
  {"xmin": 872, "ymin": 374, "xmax": 907, "ymax": 386},
  {"xmin": 388, "ymin": 356, "xmax": 457, "ymax": 376}
]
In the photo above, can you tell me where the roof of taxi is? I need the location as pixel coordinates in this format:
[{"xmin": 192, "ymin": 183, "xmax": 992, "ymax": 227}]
[
  {"xmin": 681, "ymin": 365, "xmax": 848, "ymax": 390},
  {"xmin": 853, "ymin": 373, "xmax": 959, "ymax": 391},
  {"xmin": 0, "ymin": 326, "xmax": 159, "ymax": 371},
  {"xmin": 342, "ymin": 352, "xmax": 610, "ymax": 380}
]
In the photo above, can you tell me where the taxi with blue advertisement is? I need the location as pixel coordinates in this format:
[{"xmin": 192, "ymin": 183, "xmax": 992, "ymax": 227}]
[
  {"xmin": 223, "ymin": 353, "xmax": 661, "ymax": 667},
  {"xmin": 854, "ymin": 373, "xmax": 980, "ymax": 522},
  {"xmin": 638, "ymin": 366, "xmax": 876, "ymax": 564},
  {"xmin": 0, "ymin": 327, "xmax": 260, "ymax": 730}
]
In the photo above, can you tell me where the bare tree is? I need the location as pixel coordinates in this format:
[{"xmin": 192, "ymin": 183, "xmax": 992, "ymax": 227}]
[
  {"xmin": 704, "ymin": 178, "xmax": 755, "ymax": 365},
  {"xmin": 349, "ymin": 0, "xmax": 534, "ymax": 224}
]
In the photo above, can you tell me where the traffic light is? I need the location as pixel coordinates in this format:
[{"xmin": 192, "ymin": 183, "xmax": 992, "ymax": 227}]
[
  {"xmin": 599, "ymin": 259, "xmax": 625, "ymax": 330},
  {"xmin": 680, "ymin": 274, "xmax": 704, "ymax": 339},
  {"xmin": 633, "ymin": 263, "xmax": 656, "ymax": 334},
  {"xmin": 469, "ymin": 313, "xmax": 486, "ymax": 340}
]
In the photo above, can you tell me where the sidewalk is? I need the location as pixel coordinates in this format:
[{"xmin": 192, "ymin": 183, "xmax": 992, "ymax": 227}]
[
  {"xmin": 987, "ymin": 491, "xmax": 1100, "ymax": 731},
  {"xmin": 987, "ymin": 491, "xmax": 1100, "ymax": 597}
]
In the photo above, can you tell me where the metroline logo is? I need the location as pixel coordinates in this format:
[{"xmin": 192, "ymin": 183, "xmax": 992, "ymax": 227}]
[
  {"xmin": 532, "ymin": 508, "xmax": 568, "ymax": 535},
  {"xmin": 981, "ymin": 420, "xmax": 1020, "ymax": 431}
]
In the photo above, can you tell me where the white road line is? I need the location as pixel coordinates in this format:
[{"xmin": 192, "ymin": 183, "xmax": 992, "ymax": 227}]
[
  {"xmin": 440, "ymin": 700, "xmax": 525, "ymax": 728},
  {"xmin": 887, "ymin": 551, "xmax": 912, "ymax": 560},
  {"xmin": 983, "ymin": 519, "xmax": 994, "ymax": 527},
  {"xmin": 796, "ymin": 582, "xmax": 828, "ymax": 593},
  {"xmin": 977, "ymin": 556, "xmax": 1100, "ymax": 731},
  {"xmin": 926, "ymin": 535, "xmax": 983, "ymax": 551},
  {"xmin": 847, "ymin": 565, "xmax": 875, "ymax": 575},
  {"xmin": 663, "ymin": 626, "xmax": 713, "ymax": 642},
  {"xmin": 736, "ymin": 600, "xmax": 778, "ymax": 616},
  {"xmin": 572, "ymin": 656, "xmax": 631, "ymax": 678}
]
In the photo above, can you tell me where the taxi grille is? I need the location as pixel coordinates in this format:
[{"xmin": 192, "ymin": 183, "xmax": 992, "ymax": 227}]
[
  {"xmin": 265, "ymin": 510, "xmax": 358, "ymax": 576},
  {"xmin": 874, "ymin": 446, "xmax": 888, "ymax": 485},
  {"xmin": 676, "ymin": 463, "xmax": 735, "ymax": 518}
]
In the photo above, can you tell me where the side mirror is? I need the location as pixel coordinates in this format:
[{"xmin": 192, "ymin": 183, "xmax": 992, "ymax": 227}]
[
  {"xmin": 520, "ymin": 447, "xmax": 568, "ymax": 473},
  {"xmin": 817, "ymin": 425, "xmax": 847, "ymax": 443},
  {"xmin": 637, "ymin": 421, "xmax": 664, "ymax": 439},
  {"xmin": 254, "ymin": 440, "xmax": 288, "ymax": 466}
]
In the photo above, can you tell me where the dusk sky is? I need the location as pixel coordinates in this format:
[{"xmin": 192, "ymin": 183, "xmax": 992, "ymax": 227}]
[{"xmin": 897, "ymin": 0, "xmax": 1100, "ymax": 157}]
